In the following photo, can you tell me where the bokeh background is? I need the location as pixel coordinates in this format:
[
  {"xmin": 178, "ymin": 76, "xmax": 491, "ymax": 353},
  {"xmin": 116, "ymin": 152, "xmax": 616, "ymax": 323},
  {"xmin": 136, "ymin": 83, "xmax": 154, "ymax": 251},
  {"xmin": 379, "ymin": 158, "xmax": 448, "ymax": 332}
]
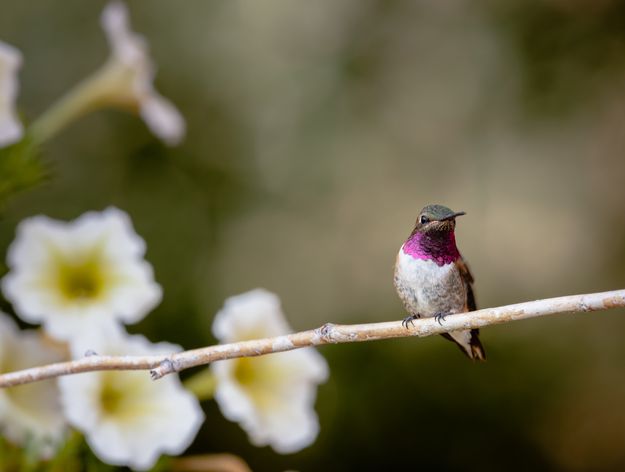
[{"xmin": 2, "ymin": 0, "xmax": 625, "ymax": 470}]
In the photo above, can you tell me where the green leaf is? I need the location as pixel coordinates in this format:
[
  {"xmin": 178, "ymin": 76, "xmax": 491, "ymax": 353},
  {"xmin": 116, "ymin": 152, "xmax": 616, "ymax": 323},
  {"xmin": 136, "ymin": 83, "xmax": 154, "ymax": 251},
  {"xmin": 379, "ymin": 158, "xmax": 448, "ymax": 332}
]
[{"xmin": 0, "ymin": 135, "xmax": 47, "ymax": 208}]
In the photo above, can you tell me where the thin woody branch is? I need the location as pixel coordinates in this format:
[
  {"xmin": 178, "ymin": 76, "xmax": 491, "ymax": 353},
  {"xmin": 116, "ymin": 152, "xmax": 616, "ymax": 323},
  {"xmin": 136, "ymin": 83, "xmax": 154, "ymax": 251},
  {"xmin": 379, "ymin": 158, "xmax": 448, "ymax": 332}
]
[{"xmin": 1, "ymin": 289, "xmax": 624, "ymax": 388}]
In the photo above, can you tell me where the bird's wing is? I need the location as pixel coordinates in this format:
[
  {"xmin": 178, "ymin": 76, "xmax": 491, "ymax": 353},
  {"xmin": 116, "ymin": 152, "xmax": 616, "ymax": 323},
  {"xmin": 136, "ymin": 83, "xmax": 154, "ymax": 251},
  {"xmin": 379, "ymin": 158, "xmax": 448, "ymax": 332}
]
[
  {"xmin": 445, "ymin": 257, "xmax": 486, "ymax": 360},
  {"xmin": 455, "ymin": 257, "xmax": 476, "ymax": 312}
]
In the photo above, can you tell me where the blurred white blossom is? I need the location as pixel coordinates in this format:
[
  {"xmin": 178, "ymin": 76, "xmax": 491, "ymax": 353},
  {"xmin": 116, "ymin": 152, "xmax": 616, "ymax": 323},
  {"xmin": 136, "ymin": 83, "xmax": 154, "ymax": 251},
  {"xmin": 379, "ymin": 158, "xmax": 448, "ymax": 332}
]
[
  {"xmin": 211, "ymin": 289, "xmax": 328, "ymax": 454},
  {"xmin": 0, "ymin": 40, "xmax": 23, "ymax": 147},
  {"xmin": 30, "ymin": 2, "xmax": 185, "ymax": 145},
  {"xmin": 1, "ymin": 207, "xmax": 162, "ymax": 342},
  {"xmin": 0, "ymin": 312, "xmax": 67, "ymax": 457},
  {"xmin": 99, "ymin": 1, "xmax": 185, "ymax": 145},
  {"xmin": 58, "ymin": 325, "xmax": 204, "ymax": 470}
]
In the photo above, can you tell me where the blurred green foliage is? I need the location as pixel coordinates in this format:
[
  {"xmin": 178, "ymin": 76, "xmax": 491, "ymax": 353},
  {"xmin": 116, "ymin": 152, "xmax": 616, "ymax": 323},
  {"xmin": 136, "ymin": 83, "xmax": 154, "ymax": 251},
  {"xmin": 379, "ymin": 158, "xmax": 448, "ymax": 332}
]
[
  {"xmin": 0, "ymin": 137, "xmax": 45, "ymax": 209},
  {"xmin": 2, "ymin": 0, "xmax": 625, "ymax": 470}
]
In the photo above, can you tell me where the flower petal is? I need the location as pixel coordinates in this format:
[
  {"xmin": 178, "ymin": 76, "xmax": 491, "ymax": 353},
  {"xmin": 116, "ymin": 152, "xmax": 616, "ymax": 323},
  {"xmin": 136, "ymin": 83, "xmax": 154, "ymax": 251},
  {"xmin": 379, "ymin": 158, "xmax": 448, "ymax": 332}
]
[
  {"xmin": 140, "ymin": 93, "xmax": 186, "ymax": 146},
  {"xmin": 98, "ymin": 1, "xmax": 185, "ymax": 146},
  {"xmin": 0, "ymin": 40, "xmax": 23, "ymax": 147},
  {"xmin": 0, "ymin": 312, "xmax": 67, "ymax": 458},
  {"xmin": 100, "ymin": 1, "xmax": 147, "ymax": 66},
  {"xmin": 1, "ymin": 207, "xmax": 162, "ymax": 342},
  {"xmin": 211, "ymin": 289, "xmax": 328, "ymax": 454},
  {"xmin": 59, "ymin": 326, "xmax": 203, "ymax": 470},
  {"xmin": 213, "ymin": 289, "xmax": 292, "ymax": 342}
]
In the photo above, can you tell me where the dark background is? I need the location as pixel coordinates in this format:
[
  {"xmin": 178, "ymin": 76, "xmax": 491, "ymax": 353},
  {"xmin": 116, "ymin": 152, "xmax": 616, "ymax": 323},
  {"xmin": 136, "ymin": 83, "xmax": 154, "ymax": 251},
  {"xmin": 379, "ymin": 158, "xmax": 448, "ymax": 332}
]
[{"xmin": 2, "ymin": 1, "xmax": 625, "ymax": 470}]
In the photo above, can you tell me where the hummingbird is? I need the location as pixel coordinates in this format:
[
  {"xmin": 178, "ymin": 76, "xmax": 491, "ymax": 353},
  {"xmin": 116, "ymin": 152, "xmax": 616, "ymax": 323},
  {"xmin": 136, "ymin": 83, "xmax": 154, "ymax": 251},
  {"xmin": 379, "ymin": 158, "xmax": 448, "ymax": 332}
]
[{"xmin": 394, "ymin": 204, "xmax": 486, "ymax": 360}]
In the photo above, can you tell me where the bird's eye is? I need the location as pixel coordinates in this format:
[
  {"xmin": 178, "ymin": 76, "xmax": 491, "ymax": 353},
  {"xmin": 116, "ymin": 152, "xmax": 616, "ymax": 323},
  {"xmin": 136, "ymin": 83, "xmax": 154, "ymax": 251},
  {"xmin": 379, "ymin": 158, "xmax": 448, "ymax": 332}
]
[{"xmin": 420, "ymin": 215, "xmax": 430, "ymax": 224}]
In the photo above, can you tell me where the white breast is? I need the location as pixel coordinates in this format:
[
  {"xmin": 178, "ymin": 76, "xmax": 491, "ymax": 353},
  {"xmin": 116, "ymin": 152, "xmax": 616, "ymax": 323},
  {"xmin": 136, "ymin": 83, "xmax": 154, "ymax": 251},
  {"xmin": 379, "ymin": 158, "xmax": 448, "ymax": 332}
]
[{"xmin": 394, "ymin": 247, "xmax": 465, "ymax": 317}]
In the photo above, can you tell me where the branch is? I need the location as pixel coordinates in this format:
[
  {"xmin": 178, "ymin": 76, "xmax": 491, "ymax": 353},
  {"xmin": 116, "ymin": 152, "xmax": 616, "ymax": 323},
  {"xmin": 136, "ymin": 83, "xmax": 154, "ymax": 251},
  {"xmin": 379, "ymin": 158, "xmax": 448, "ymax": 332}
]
[{"xmin": 1, "ymin": 289, "xmax": 624, "ymax": 388}]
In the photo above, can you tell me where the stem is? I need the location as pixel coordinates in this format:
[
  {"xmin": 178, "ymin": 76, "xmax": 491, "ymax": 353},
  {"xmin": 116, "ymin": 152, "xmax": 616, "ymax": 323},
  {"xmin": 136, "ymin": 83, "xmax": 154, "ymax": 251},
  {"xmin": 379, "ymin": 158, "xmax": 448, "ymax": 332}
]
[
  {"xmin": 172, "ymin": 454, "xmax": 252, "ymax": 472},
  {"xmin": 30, "ymin": 77, "xmax": 100, "ymax": 145},
  {"xmin": 0, "ymin": 289, "xmax": 623, "ymax": 388},
  {"xmin": 29, "ymin": 60, "xmax": 132, "ymax": 145}
]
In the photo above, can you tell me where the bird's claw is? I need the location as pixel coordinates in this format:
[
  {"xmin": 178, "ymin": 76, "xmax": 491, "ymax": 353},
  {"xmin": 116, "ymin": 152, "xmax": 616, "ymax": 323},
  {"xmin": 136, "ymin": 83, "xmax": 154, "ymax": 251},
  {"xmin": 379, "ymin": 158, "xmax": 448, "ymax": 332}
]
[
  {"xmin": 402, "ymin": 314, "xmax": 420, "ymax": 329},
  {"xmin": 434, "ymin": 312, "xmax": 449, "ymax": 325}
]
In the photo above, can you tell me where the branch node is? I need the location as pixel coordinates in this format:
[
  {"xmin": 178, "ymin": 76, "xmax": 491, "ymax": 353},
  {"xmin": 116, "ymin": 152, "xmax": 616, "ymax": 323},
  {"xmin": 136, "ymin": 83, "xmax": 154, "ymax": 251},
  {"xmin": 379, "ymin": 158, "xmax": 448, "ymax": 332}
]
[
  {"xmin": 150, "ymin": 357, "xmax": 179, "ymax": 381},
  {"xmin": 317, "ymin": 323, "xmax": 337, "ymax": 343}
]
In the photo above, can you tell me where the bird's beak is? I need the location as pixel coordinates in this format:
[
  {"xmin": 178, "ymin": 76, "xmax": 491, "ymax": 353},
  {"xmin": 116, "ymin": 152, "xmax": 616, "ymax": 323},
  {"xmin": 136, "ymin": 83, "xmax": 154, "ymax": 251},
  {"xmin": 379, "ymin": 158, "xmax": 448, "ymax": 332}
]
[{"xmin": 439, "ymin": 211, "xmax": 466, "ymax": 221}]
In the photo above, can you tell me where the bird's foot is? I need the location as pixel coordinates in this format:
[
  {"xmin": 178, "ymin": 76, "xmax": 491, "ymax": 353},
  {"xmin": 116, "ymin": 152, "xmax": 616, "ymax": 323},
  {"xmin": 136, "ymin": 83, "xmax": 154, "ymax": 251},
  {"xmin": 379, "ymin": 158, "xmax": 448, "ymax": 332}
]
[
  {"xmin": 434, "ymin": 312, "xmax": 450, "ymax": 325},
  {"xmin": 402, "ymin": 313, "xmax": 421, "ymax": 329}
]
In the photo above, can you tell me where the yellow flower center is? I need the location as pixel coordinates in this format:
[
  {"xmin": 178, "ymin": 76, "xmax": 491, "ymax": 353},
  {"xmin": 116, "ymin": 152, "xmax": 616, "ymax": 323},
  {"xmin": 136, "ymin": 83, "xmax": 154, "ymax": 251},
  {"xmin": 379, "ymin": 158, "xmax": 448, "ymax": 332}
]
[
  {"xmin": 100, "ymin": 380, "xmax": 126, "ymax": 416},
  {"xmin": 99, "ymin": 372, "xmax": 153, "ymax": 421},
  {"xmin": 58, "ymin": 260, "xmax": 104, "ymax": 299},
  {"xmin": 233, "ymin": 356, "xmax": 286, "ymax": 411},
  {"xmin": 49, "ymin": 244, "xmax": 110, "ymax": 302},
  {"xmin": 234, "ymin": 357, "xmax": 261, "ymax": 387}
]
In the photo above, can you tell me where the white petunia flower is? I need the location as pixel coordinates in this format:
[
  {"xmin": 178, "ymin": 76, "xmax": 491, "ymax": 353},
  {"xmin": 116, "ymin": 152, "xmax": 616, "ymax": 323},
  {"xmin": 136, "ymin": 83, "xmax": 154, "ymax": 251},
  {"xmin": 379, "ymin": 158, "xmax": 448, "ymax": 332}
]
[
  {"xmin": 0, "ymin": 40, "xmax": 23, "ymax": 147},
  {"xmin": 0, "ymin": 312, "xmax": 67, "ymax": 457},
  {"xmin": 58, "ymin": 325, "xmax": 204, "ymax": 470},
  {"xmin": 1, "ymin": 207, "xmax": 162, "ymax": 342},
  {"xmin": 98, "ymin": 1, "xmax": 185, "ymax": 145},
  {"xmin": 30, "ymin": 2, "xmax": 185, "ymax": 145},
  {"xmin": 211, "ymin": 289, "xmax": 329, "ymax": 454}
]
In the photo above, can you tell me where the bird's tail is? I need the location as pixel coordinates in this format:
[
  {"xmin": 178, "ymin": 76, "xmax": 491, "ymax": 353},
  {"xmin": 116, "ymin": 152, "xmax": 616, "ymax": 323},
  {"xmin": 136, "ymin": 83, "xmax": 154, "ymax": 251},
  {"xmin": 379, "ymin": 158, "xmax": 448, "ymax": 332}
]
[{"xmin": 440, "ymin": 329, "xmax": 486, "ymax": 361}]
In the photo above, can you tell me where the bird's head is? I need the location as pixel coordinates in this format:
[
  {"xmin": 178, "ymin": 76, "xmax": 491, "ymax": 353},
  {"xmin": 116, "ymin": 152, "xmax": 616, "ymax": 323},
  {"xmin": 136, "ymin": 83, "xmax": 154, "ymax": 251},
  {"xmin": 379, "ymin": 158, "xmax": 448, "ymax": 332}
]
[{"xmin": 414, "ymin": 204, "xmax": 465, "ymax": 234}]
